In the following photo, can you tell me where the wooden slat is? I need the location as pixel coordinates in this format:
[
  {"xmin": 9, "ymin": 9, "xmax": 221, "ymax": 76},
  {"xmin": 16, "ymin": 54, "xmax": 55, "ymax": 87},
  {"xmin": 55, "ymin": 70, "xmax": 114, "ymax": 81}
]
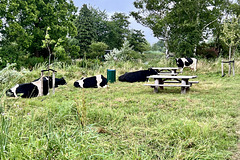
[
  {"xmin": 148, "ymin": 75, "xmax": 197, "ymax": 79},
  {"xmin": 144, "ymin": 84, "xmax": 191, "ymax": 87},
  {"xmin": 163, "ymin": 81, "xmax": 199, "ymax": 84},
  {"xmin": 152, "ymin": 67, "xmax": 179, "ymax": 70}
]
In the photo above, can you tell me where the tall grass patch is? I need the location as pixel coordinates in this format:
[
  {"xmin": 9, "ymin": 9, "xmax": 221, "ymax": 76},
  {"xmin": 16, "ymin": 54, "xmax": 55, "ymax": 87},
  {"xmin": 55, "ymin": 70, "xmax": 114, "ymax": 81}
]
[{"xmin": 0, "ymin": 56, "xmax": 239, "ymax": 159}]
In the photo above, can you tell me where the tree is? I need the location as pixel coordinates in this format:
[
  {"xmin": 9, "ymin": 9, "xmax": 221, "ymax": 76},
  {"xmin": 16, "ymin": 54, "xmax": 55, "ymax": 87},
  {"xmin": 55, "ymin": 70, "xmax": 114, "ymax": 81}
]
[
  {"xmin": 89, "ymin": 6, "xmax": 109, "ymax": 43},
  {"xmin": 0, "ymin": 0, "xmax": 77, "ymax": 59},
  {"xmin": 221, "ymin": 15, "xmax": 240, "ymax": 60},
  {"xmin": 131, "ymin": 0, "xmax": 229, "ymax": 57},
  {"xmin": 152, "ymin": 40, "xmax": 166, "ymax": 52},
  {"xmin": 75, "ymin": 4, "xmax": 96, "ymax": 57},
  {"xmin": 106, "ymin": 13, "xmax": 130, "ymax": 49},
  {"xmin": 127, "ymin": 29, "xmax": 148, "ymax": 53},
  {"xmin": 88, "ymin": 42, "xmax": 108, "ymax": 60}
]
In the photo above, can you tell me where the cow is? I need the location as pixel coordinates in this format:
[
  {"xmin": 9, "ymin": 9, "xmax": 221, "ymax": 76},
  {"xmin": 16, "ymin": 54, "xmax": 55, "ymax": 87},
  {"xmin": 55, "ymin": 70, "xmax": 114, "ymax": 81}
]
[
  {"xmin": 33, "ymin": 76, "xmax": 67, "ymax": 88},
  {"xmin": 118, "ymin": 68, "xmax": 158, "ymax": 83},
  {"xmin": 74, "ymin": 75, "xmax": 108, "ymax": 88},
  {"xmin": 6, "ymin": 76, "xmax": 66, "ymax": 98},
  {"xmin": 176, "ymin": 58, "xmax": 197, "ymax": 72}
]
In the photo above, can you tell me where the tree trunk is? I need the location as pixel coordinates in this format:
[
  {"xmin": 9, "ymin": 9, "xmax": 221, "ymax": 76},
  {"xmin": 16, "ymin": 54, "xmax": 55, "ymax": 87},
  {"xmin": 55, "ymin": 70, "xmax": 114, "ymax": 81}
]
[
  {"xmin": 229, "ymin": 45, "xmax": 232, "ymax": 61},
  {"xmin": 164, "ymin": 26, "xmax": 170, "ymax": 59}
]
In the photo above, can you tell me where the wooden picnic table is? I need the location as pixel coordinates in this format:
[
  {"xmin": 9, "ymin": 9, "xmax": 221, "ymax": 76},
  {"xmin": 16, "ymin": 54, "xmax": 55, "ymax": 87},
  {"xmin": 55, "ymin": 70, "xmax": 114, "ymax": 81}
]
[
  {"xmin": 145, "ymin": 75, "xmax": 198, "ymax": 94},
  {"xmin": 152, "ymin": 67, "xmax": 182, "ymax": 76}
]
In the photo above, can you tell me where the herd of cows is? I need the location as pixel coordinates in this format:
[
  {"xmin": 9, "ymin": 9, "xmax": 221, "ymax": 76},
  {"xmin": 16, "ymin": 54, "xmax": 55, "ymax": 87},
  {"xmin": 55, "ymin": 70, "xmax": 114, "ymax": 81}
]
[{"xmin": 5, "ymin": 58, "xmax": 197, "ymax": 98}]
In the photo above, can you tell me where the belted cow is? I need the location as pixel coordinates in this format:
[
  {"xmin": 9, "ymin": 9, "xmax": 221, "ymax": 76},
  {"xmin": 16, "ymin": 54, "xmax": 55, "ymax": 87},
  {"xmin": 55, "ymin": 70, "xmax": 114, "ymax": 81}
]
[
  {"xmin": 6, "ymin": 77, "xmax": 66, "ymax": 98},
  {"xmin": 176, "ymin": 58, "xmax": 197, "ymax": 72},
  {"xmin": 74, "ymin": 75, "xmax": 108, "ymax": 88},
  {"xmin": 118, "ymin": 68, "xmax": 158, "ymax": 83}
]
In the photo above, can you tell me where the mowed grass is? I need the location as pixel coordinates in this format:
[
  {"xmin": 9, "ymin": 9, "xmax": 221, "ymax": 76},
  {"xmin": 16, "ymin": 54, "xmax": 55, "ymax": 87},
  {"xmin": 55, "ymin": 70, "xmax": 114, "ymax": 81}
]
[{"xmin": 1, "ymin": 60, "xmax": 240, "ymax": 159}]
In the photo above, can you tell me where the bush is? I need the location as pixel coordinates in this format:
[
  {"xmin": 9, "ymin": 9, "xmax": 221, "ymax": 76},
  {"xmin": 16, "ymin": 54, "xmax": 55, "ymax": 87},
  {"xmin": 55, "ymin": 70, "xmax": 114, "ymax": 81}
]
[
  {"xmin": 0, "ymin": 63, "xmax": 29, "ymax": 84},
  {"xmin": 88, "ymin": 42, "xmax": 108, "ymax": 60},
  {"xmin": 0, "ymin": 42, "xmax": 25, "ymax": 69},
  {"xmin": 104, "ymin": 40, "xmax": 141, "ymax": 61}
]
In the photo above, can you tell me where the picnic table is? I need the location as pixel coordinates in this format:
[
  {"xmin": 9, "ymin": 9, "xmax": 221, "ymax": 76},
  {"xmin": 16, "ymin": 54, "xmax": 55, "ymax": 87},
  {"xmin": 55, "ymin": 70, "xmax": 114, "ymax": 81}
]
[
  {"xmin": 145, "ymin": 75, "xmax": 198, "ymax": 94},
  {"xmin": 152, "ymin": 67, "xmax": 182, "ymax": 76}
]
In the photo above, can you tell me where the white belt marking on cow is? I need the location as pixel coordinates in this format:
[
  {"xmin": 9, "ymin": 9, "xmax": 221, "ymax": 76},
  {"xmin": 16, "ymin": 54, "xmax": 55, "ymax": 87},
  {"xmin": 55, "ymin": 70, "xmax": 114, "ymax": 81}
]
[
  {"xmin": 96, "ymin": 75, "xmax": 102, "ymax": 88},
  {"xmin": 32, "ymin": 79, "xmax": 42, "ymax": 97},
  {"xmin": 77, "ymin": 78, "xmax": 85, "ymax": 88},
  {"xmin": 11, "ymin": 84, "xmax": 19, "ymax": 97}
]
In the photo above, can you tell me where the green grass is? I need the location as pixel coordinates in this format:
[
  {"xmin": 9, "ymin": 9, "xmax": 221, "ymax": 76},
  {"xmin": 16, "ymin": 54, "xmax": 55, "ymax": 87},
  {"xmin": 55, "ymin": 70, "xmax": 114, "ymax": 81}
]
[{"xmin": 0, "ymin": 58, "xmax": 240, "ymax": 159}]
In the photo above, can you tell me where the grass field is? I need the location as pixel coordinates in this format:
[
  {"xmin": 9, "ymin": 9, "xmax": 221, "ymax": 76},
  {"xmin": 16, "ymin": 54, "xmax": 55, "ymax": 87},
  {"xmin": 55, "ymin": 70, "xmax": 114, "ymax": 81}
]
[{"xmin": 0, "ymin": 58, "xmax": 240, "ymax": 159}]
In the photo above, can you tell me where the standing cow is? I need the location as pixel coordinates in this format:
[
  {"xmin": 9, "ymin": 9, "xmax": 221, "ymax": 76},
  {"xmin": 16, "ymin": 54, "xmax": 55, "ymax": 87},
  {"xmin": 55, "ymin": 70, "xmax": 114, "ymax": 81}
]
[
  {"xmin": 118, "ymin": 68, "xmax": 158, "ymax": 83},
  {"xmin": 176, "ymin": 58, "xmax": 197, "ymax": 72},
  {"xmin": 74, "ymin": 75, "xmax": 108, "ymax": 88}
]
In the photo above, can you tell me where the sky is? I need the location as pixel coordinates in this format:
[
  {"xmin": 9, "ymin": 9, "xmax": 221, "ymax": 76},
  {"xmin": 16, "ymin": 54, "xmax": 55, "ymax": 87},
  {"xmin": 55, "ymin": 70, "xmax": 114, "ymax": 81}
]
[{"xmin": 72, "ymin": 0, "xmax": 159, "ymax": 45}]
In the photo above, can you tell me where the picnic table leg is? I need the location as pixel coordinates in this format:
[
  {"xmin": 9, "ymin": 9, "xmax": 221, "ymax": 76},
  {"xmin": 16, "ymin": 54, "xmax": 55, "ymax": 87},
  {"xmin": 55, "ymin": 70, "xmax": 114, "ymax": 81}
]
[
  {"xmin": 154, "ymin": 79, "xmax": 159, "ymax": 93},
  {"xmin": 181, "ymin": 79, "xmax": 189, "ymax": 94}
]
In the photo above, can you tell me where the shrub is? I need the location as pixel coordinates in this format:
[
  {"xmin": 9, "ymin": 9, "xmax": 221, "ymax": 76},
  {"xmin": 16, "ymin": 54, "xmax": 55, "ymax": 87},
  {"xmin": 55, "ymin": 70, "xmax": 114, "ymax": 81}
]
[
  {"xmin": 104, "ymin": 40, "xmax": 141, "ymax": 61},
  {"xmin": 0, "ymin": 63, "xmax": 25, "ymax": 84},
  {"xmin": 88, "ymin": 42, "xmax": 108, "ymax": 60}
]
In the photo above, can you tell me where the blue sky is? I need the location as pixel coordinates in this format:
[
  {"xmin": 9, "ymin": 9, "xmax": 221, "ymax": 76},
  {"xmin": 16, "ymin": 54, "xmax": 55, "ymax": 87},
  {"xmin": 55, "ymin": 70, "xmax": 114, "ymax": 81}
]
[{"xmin": 72, "ymin": 0, "xmax": 158, "ymax": 45}]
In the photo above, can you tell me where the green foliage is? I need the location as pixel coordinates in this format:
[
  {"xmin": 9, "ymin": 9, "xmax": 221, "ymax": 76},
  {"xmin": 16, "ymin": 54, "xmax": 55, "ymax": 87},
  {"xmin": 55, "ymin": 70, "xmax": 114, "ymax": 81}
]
[
  {"xmin": 106, "ymin": 13, "xmax": 131, "ymax": 49},
  {"xmin": 220, "ymin": 15, "xmax": 240, "ymax": 60},
  {"xmin": 104, "ymin": 40, "xmax": 141, "ymax": 61},
  {"xmin": 75, "ymin": 4, "xmax": 96, "ymax": 57},
  {"xmin": 151, "ymin": 40, "xmax": 166, "ymax": 52},
  {"xmin": 127, "ymin": 29, "xmax": 149, "ymax": 53},
  {"xmin": 0, "ymin": 63, "xmax": 28, "ymax": 84},
  {"xmin": 0, "ymin": 0, "xmax": 77, "ymax": 58},
  {"xmin": 0, "ymin": 42, "xmax": 25, "ymax": 69},
  {"xmin": 88, "ymin": 42, "xmax": 108, "ymax": 60},
  {"xmin": 23, "ymin": 56, "xmax": 45, "ymax": 69},
  {"xmin": 65, "ymin": 38, "xmax": 80, "ymax": 59},
  {"xmin": 131, "ymin": 0, "xmax": 229, "ymax": 57}
]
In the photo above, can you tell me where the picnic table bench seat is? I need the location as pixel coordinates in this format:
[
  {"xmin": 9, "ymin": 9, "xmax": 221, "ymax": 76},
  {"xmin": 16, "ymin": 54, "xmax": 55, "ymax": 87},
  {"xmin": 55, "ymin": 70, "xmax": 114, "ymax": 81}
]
[{"xmin": 145, "ymin": 75, "xmax": 198, "ymax": 94}]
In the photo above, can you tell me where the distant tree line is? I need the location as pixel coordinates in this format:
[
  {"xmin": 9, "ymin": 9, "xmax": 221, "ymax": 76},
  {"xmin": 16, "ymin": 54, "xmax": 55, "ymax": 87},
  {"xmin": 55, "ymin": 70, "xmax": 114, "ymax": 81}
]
[
  {"xmin": 0, "ymin": 1, "xmax": 149, "ymax": 69},
  {"xmin": 1, "ymin": 0, "xmax": 240, "ymax": 70}
]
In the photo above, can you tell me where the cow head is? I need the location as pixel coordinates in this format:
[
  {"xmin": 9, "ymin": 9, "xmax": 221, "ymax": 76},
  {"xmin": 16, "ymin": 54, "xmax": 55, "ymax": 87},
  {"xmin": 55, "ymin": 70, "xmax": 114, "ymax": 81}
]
[
  {"xmin": 6, "ymin": 89, "xmax": 15, "ymax": 97},
  {"xmin": 74, "ymin": 81, "xmax": 81, "ymax": 88},
  {"xmin": 55, "ymin": 77, "xmax": 67, "ymax": 86},
  {"xmin": 176, "ymin": 58, "xmax": 184, "ymax": 68}
]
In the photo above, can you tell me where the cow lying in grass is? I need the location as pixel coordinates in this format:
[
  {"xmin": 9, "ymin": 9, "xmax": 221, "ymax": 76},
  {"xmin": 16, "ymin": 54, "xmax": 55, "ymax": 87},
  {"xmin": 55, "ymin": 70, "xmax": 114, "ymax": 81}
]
[
  {"xmin": 118, "ymin": 68, "xmax": 158, "ymax": 83},
  {"xmin": 6, "ymin": 77, "xmax": 66, "ymax": 98},
  {"xmin": 176, "ymin": 58, "xmax": 197, "ymax": 72},
  {"xmin": 74, "ymin": 75, "xmax": 108, "ymax": 88}
]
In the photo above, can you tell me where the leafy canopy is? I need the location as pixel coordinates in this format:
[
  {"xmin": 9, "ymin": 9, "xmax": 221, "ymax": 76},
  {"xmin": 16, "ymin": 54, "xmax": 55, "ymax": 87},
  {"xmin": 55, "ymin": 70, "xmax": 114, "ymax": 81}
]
[{"xmin": 131, "ymin": 0, "xmax": 228, "ymax": 57}]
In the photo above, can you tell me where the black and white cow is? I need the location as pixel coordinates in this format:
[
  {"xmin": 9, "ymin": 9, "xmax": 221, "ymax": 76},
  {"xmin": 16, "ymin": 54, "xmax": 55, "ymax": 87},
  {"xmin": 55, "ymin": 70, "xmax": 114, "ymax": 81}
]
[
  {"xmin": 118, "ymin": 68, "xmax": 158, "ymax": 83},
  {"xmin": 33, "ymin": 76, "xmax": 67, "ymax": 88},
  {"xmin": 176, "ymin": 58, "xmax": 197, "ymax": 72},
  {"xmin": 74, "ymin": 75, "xmax": 108, "ymax": 88},
  {"xmin": 6, "ymin": 77, "xmax": 66, "ymax": 98}
]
